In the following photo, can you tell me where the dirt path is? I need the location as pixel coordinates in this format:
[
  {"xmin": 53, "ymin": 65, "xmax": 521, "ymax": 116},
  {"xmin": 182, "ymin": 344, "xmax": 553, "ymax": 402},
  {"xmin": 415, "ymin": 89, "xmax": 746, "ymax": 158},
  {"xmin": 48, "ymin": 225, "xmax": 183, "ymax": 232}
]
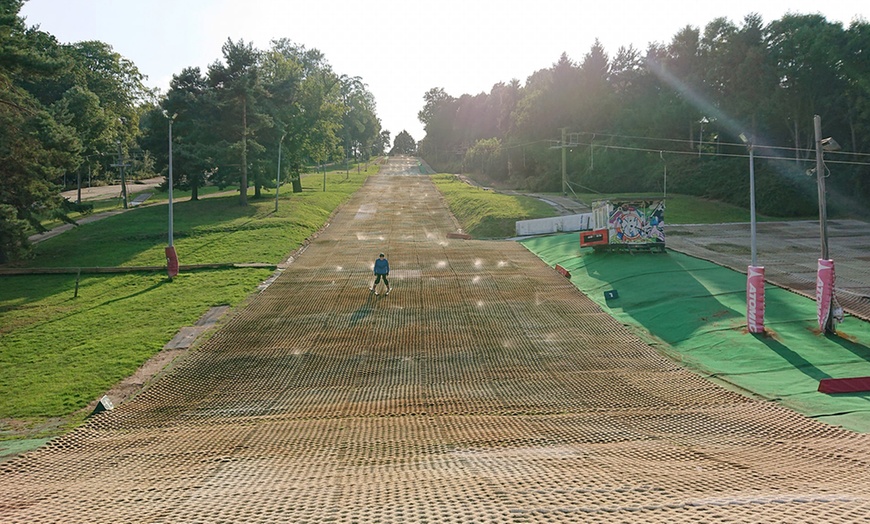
[
  {"xmin": 60, "ymin": 176, "xmax": 165, "ymax": 202},
  {"xmin": 2, "ymin": 156, "xmax": 869, "ymax": 523}
]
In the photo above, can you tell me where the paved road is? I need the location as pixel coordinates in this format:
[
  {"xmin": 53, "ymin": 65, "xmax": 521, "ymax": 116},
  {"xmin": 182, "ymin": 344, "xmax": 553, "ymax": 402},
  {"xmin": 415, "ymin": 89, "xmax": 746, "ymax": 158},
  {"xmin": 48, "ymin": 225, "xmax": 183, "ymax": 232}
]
[{"xmin": 2, "ymin": 156, "xmax": 869, "ymax": 523}]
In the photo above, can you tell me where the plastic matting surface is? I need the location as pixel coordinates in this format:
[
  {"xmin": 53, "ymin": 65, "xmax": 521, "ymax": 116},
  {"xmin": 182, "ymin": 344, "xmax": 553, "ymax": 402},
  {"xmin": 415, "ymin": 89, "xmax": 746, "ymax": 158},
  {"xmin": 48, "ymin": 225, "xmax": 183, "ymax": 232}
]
[{"xmin": 2, "ymin": 158, "xmax": 870, "ymax": 522}]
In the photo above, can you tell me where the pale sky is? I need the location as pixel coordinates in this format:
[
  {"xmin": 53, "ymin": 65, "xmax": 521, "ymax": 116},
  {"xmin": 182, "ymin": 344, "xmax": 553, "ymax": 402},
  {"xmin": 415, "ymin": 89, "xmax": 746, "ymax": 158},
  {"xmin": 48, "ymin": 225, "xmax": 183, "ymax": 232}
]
[{"xmin": 20, "ymin": 0, "xmax": 868, "ymax": 142}]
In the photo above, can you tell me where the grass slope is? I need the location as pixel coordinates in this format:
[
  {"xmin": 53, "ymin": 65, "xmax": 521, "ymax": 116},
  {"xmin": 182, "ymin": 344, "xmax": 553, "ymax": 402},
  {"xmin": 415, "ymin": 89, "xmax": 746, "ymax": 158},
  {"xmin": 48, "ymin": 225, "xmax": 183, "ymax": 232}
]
[
  {"xmin": 1, "ymin": 164, "xmax": 376, "ymax": 435},
  {"xmin": 434, "ymin": 176, "xmax": 798, "ymax": 236},
  {"xmin": 431, "ymin": 174, "xmax": 555, "ymax": 237}
]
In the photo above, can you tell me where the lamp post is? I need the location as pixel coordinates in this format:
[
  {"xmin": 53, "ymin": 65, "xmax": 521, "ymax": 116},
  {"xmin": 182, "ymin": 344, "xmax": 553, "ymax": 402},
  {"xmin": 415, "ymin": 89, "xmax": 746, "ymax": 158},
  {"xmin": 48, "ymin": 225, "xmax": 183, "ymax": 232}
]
[
  {"xmin": 739, "ymin": 134, "xmax": 758, "ymax": 266},
  {"xmin": 164, "ymin": 112, "xmax": 179, "ymax": 278},
  {"xmin": 659, "ymin": 151, "xmax": 667, "ymax": 203},
  {"xmin": 814, "ymin": 115, "xmax": 841, "ymax": 333},
  {"xmin": 275, "ymin": 131, "xmax": 285, "ymax": 213},
  {"xmin": 740, "ymin": 133, "xmax": 764, "ymax": 333}
]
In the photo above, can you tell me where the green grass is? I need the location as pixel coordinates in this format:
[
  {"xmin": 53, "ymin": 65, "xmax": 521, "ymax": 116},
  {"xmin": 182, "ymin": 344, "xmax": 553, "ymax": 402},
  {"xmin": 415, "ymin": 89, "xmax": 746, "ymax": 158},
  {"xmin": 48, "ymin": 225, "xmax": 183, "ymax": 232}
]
[
  {"xmin": 0, "ymin": 270, "xmax": 270, "ymax": 422},
  {"xmin": 431, "ymin": 174, "xmax": 555, "ymax": 237},
  {"xmin": 1, "ymin": 163, "xmax": 377, "ymax": 436},
  {"xmin": 435, "ymin": 176, "xmax": 796, "ymax": 235},
  {"xmin": 45, "ymin": 185, "xmax": 238, "ymax": 231}
]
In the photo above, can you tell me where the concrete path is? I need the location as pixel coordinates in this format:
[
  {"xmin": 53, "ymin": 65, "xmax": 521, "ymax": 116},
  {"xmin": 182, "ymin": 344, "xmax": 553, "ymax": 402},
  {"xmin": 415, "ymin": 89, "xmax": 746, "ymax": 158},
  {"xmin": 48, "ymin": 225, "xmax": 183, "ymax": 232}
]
[{"xmin": 2, "ymin": 157, "xmax": 869, "ymax": 523}]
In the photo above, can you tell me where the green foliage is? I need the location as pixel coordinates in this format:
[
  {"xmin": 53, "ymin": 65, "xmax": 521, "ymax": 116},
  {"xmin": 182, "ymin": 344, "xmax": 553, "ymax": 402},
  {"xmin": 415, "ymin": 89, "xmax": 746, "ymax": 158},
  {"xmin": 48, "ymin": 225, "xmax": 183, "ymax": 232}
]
[
  {"xmin": 464, "ymin": 138, "xmax": 504, "ymax": 177},
  {"xmin": 137, "ymin": 38, "xmax": 382, "ymax": 206},
  {"xmin": 1, "ymin": 2, "xmax": 150, "ymax": 262},
  {"xmin": 418, "ymin": 13, "xmax": 870, "ymax": 216},
  {"xmin": 391, "ymin": 130, "xmax": 417, "ymax": 155},
  {"xmin": 0, "ymin": 165, "xmax": 374, "ymax": 427},
  {"xmin": 0, "ymin": 204, "xmax": 30, "ymax": 263},
  {"xmin": 431, "ymin": 174, "xmax": 554, "ymax": 238},
  {"xmin": 3, "ymin": 2, "xmax": 384, "ymax": 263}
]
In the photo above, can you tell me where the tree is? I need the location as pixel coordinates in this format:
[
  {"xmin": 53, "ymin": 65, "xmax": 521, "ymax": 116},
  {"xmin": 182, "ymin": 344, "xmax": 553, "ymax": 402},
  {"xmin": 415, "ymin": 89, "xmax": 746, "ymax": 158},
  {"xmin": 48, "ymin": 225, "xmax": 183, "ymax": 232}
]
[
  {"xmin": 338, "ymin": 75, "xmax": 381, "ymax": 166},
  {"xmin": 415, "ymin": 12, "xmax": 870, "ymax": 213},
  {"xmin": 767, "ymin": 14, "xmax": 849, "ymax": 156},
  {"xmin": 262, "ymin": 39, "xmax": 343, "ymax": 193},
  {"xmin": 391, "ymin": 130, "xmax": 416, "ymax": 155},
  {"xmin": 374, "ymin": 129, "xmax": 391, "ymax": 156},
  {"xmin": 0, "ymin": 0, "xmax": 80, "ymax": 262},
  {"xmin": 140, "ymin": 67, "xmax": 215, "ymax": 201},
  {"xmin": 207, "ymin": 38, "xmax": 266, "ymax": 205}
]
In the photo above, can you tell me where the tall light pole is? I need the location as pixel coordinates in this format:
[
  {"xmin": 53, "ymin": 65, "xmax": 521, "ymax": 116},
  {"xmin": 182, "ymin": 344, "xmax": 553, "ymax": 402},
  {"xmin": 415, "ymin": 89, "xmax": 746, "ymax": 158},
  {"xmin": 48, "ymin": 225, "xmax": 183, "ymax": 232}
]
[
  {"xmin": 275, "ymin": 130, "xmax": 285, "ymax": 213},
  {"xmin": 561, "ymin": 127, "xmax": 567, "ymax": 196},
  {"xmin": 739, "ymin": 135, "xmax": 758, "ymax": 266},
  {"xmin": 164, "ymin": 112, "xmax": 179, "ymax": 278},
  {"xmin": 659, "ymin": 151, "xmax": 667, "ymax": 203},
  {"xmin": 814, "ymin": 115, "xmax": 841, "ymax": 333},
  {"xmin": 740, "ymin": 133, "xmax": 763, "ymax": 333}
]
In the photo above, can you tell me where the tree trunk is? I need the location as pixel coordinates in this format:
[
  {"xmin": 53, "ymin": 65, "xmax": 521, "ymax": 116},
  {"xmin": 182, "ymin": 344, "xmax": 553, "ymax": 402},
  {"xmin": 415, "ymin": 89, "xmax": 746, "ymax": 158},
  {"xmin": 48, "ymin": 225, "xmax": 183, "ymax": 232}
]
[
  {"xmin": 191, "ymin": 178, "xmax": 199, "ymax": 201},
  {"xmin": 240, "ymin": 97, "xmax": 248, "ymax": 206},
  {"xmin": 292, "ymin": 167, "xmax": 302, "ymax": 193}
]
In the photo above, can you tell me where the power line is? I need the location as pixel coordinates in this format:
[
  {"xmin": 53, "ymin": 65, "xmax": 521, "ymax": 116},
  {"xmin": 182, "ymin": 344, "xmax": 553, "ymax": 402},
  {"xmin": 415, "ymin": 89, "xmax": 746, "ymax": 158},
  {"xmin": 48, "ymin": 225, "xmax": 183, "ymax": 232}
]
[
  {"xmin": 553, "ymin": 131, "xmax": 870, "ymax": 168},
  {"xmin": 564, "ymin": 130, "xmax": 870, "ymax": 159}
]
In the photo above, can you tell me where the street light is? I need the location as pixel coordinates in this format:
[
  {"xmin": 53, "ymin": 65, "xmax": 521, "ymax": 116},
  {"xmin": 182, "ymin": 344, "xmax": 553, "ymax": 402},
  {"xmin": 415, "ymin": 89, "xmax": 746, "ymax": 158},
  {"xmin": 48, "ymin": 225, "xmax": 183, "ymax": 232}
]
[
  {"xmin": 276, "ymin": 130, "xmax": 286, "ymax": 213},
  {"xmin": 738, "ymin": 134, "xmax": 758, "ymax": 266},
  {"xmin": 164, "ymin": 111, "xmax": 179, "ymax": 278},
  {"xmin": 740, "ymin": 133, "xmax": 764, "ymax": 333}
]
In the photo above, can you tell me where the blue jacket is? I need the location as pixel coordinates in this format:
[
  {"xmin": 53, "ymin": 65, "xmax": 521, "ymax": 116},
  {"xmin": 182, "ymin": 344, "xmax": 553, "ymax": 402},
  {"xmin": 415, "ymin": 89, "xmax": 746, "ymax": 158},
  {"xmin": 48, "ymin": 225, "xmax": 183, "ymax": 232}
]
[{"xmin": 374, "ymin": 258, "xmax": 390, "ymax": 275}]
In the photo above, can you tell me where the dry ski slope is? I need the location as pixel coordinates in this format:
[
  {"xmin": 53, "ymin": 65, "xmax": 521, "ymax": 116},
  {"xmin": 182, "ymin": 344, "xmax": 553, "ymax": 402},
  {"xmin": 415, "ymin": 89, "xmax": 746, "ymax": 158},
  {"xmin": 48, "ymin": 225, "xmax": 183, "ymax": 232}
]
[{"xmin": 2, "ymin": 156, "xmax": 870, "ymax": 523}]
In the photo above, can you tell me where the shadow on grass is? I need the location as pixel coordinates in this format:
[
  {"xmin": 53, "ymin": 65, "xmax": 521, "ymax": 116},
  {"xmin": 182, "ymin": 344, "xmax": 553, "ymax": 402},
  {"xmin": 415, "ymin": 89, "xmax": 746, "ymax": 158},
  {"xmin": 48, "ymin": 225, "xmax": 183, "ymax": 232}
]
[
  {"xmin": 21, "ymin": 276, "xmax": 170, "ymax": 332},
  {"xmin": 0, "ymin": 273, "xmax": 171, "ymax": 339},
  {"xmin": 28, "ymin": 195, "xmax": 260, "ymax": 269},
  {"xmin": 0, "ymin": 274, "xmax": 78, "ymax": 314}
]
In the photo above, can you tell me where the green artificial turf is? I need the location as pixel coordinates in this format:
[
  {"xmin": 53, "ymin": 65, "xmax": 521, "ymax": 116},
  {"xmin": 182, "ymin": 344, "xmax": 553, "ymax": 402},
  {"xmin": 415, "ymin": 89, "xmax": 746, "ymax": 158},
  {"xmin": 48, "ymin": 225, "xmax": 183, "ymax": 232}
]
[{"xmin": 521, "ymin": 232, "xmax": 870, "ymax": 433}]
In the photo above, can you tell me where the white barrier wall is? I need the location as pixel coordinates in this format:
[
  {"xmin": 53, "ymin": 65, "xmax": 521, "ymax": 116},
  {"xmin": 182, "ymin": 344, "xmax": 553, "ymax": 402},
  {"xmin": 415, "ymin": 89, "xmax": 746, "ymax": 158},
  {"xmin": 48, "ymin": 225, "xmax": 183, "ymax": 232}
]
[{"xmin": 515, "ymin": 213, "xmax": 593, "ymax": 236}]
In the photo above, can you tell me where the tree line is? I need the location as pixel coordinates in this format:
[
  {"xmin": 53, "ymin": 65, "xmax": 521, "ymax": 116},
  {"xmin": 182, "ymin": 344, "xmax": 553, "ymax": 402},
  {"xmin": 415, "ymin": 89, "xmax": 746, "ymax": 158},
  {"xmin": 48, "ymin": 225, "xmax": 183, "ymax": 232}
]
[
  {"xmin": 418, "ymin": 13, "xmax": 870, "ymax": 218},
  {"xmin": 0, "ymin": 0, "xmax": 386, "ymax": 263}
]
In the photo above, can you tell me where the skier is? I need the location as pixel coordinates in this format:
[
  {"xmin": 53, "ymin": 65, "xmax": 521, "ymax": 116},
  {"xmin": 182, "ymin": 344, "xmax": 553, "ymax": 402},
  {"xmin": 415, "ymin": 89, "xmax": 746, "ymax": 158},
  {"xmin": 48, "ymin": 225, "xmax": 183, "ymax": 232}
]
[{"xmin": 371, "ymin": 253, "xmax": 391, "ymax": 295}]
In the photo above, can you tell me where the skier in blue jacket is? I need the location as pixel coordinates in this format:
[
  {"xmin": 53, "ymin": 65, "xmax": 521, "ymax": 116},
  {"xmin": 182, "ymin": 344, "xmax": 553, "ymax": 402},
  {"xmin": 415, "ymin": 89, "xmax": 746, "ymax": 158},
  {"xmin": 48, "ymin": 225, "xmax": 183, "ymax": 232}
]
[{"xmin": 371, "ymin": 253, "xmax": 390, "ymax": 295}]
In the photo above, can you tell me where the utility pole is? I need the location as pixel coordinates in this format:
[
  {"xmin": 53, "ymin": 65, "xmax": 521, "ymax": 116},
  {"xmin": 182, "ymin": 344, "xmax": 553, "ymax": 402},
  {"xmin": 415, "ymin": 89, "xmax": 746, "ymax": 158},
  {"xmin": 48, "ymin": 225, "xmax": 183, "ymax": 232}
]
[
  {"xmin": 814, "ymin": 115, "xmax": 829, "ymax": 261},
  {"xmin": 111, "ymin": 143, "xmax": 130, "ymax": 209},
  {"xmin": 561, "ymin": 127, "xmax": 567, "ymax": 196},
  {"xmin": 814, "ymin": 114, "xmax": 841, "ymax": 334}
]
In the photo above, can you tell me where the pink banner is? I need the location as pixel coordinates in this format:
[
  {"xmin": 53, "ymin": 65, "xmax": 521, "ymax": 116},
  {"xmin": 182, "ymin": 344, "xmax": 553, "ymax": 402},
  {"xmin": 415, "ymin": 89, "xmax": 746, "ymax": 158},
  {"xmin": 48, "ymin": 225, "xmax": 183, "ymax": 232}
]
[
  {"xmin": 746, "ymin": 266, "xmax": 765, "ymax": 333},
  {"xmin": 816, "ymin": 259, "xmax": 834, "ymax": 332}
]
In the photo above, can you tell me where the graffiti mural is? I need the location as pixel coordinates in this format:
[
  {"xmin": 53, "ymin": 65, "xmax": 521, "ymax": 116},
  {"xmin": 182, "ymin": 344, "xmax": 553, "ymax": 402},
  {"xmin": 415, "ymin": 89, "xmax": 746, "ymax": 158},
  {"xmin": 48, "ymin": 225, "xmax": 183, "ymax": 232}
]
[
  {"xmin": 596, "ymin": 200, "xmax": 665, "ymax": 244},
  {"xmin": 581, "ymin": 199, "xmax": 665, "ymax": 251},
  {"xmin": 607, "ymin": 200, "xmax": 665, "ymax": 245}
]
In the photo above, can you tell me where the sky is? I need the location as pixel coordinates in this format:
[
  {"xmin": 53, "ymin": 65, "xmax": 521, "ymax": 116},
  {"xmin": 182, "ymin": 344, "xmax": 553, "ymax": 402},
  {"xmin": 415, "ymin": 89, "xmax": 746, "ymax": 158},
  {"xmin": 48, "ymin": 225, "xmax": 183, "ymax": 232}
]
[{"xmin": 19, "ymin": 0, "xmax": 868, "ymax": 142}]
